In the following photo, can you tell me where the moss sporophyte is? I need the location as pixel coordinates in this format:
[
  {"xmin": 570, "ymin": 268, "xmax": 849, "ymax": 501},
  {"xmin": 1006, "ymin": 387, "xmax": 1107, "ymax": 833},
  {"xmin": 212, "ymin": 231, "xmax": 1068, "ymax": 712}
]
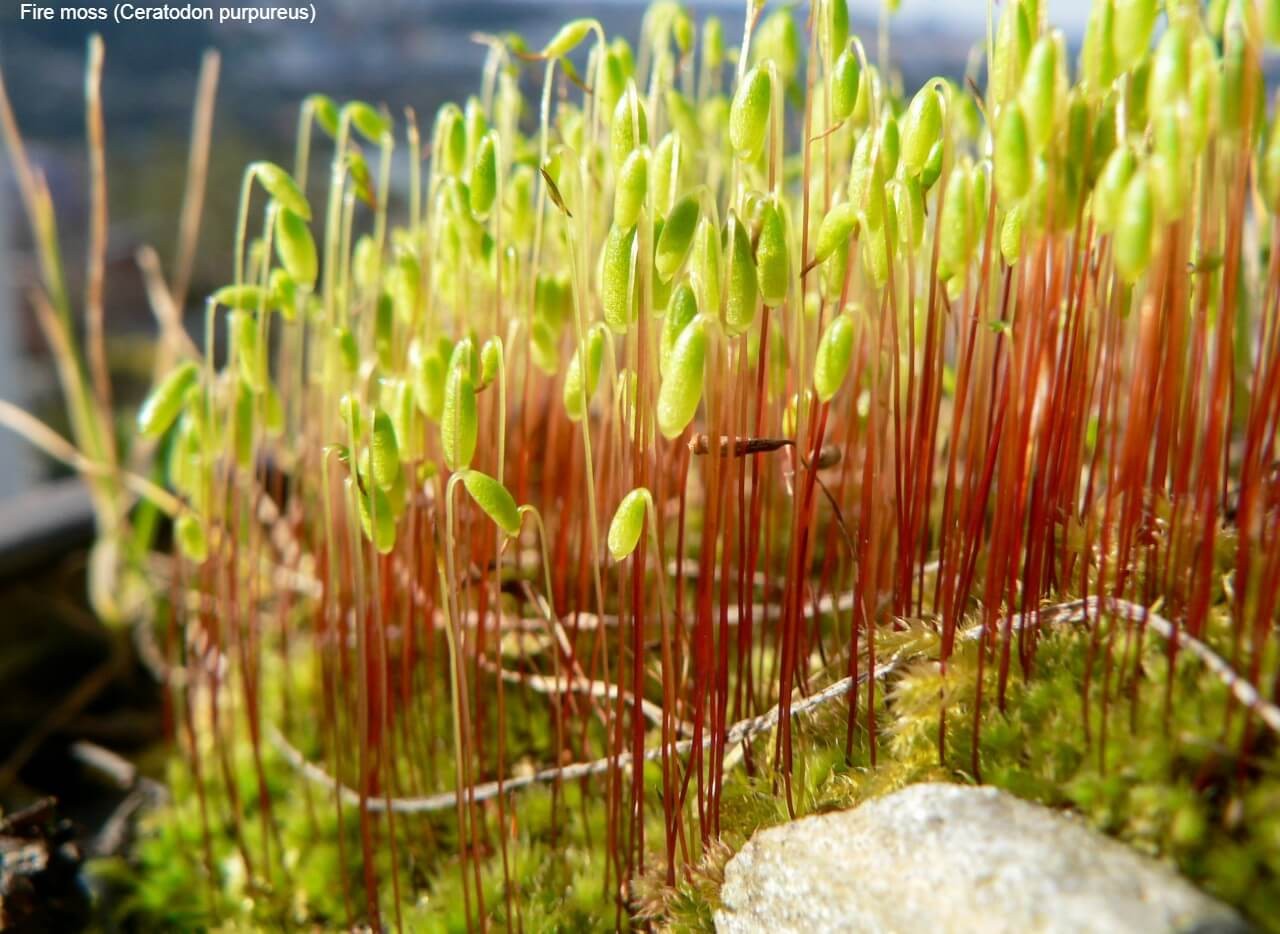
[{"xmin": 2, "ymin": 0, "xmax": 1280, "ymax": 927}]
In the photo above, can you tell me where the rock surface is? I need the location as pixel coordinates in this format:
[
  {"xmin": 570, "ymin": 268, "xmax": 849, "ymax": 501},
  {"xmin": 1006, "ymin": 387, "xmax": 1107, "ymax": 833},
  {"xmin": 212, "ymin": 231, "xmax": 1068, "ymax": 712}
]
[{"xmin": 715, "ymin": 783, "xmax": 1247, "ymax": 934}]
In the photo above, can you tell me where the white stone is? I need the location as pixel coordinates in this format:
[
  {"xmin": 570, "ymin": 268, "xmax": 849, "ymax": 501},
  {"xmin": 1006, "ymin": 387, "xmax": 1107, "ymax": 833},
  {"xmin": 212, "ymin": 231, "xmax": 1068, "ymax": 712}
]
[{"xmin": 715, "ymin": 783, "xmax": 1247, "ymax": 934}]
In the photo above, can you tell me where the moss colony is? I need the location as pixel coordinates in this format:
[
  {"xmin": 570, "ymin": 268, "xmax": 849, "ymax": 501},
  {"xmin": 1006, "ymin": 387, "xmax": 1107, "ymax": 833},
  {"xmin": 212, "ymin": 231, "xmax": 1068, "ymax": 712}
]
[{"xmin": 2, "ymin": 0, "xmax": 1280, "ymax": 929}]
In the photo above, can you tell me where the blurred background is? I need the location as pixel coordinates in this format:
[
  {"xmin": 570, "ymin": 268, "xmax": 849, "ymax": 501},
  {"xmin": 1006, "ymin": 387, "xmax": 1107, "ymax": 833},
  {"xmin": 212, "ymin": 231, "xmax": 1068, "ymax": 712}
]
[{"xmin": 0, "ymin": 0, "xmax": 1093, "ymax": 499}]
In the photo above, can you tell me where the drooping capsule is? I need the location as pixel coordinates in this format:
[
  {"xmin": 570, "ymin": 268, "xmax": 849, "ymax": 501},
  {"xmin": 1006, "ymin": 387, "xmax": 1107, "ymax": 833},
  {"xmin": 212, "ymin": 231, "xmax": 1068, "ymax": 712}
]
[
  {"xmin": 346, "ymin": 101, "xmax": 391, "ymax": 143},
  {"xmin": 1018, "ymin": 34, "xmax": 1063, "ymax": 153},
  {"xmin": 753, "ymin": 11, "xmax": 800, "ymax": 82},
  {"xmin": 1093, "ymin": 146, "xmax": 1135, "ymax": 232},
  {"xmin": 462, "ymin": 470, "xmax": 522, "ymax": 538},
  {"xmin": 724, "ymin": 213, "xmax": 758, "ymax": 336},
  {"xmin": 469, "ymin": 131, "xmax": 498, "ymax": 219},
  {"xmin": 991, "ymin": 0, "xmax": 1032, "ymax": 107},
  {"xmin": 138, "ymin": 362, "xmax": 199, "ymax": 440},
  {"xmin": 822, "ymin": 0, "xmax": 849, "ymax": 61},
  {"xmin": 1148, "ymin": 19, "xmax": 1191, "ymax": 115},
  {"xmin": 995, "ymin": 103, "xmax": 1033, "ymax": 202},
  {"xmin": 901, "ymin": 86, "xmax": 942, "ymax": 177},
  {"xmin": 175, "ymin": 513, "xmax": 208, "ymax": 563},
  {"xmin": 563, "ymin": 324, "xmax": 607, "ymax": 421},
  {"xmin": 602, "ymin": 222, "xmax": 639, "ymax": 333},
  {"xmin": 442, "ymin": 341, "xmax": 478, "ymax": 470},
  {"xmin": 814, "ymin": 314, "xmax": 854, "ymax": 402},
  {"xmin": 607, "ymin": 487, "xmax": 650, "ymax": 560},
  {"xmin": 212, "ymin": 284, "xmax": 268, "ymax": 311},
  {"xmin": 1112, "ymin": 0, "xmax": 1159, "ymax": 65},
  {"xmin": 938, "ymin": 165, "xmax": 975, "ymax": 281},
  {"xmin": 661, "ymin": 282, "xmax": 699, "ymax": 375},
  {"xmin": 655, "ymin": 195, "xmax": 699, "ymax": 281},
  {"xmin": 356, "ymin": 482, "xmax": 397, "ymax": 554},
  {"xmin": 815, "ymin": 202, "xmax": 860, "ymax": 265},
  {"xmin": 436, "ymin": 104, "xmax": 467, "ymax": 177},
  {"xmin": 541, "ymin": 18, "xmax": 593, "ymax": 58},
  {"xmin": 1114, "ymin": 169, "xmax": 1154, "ymax": 283},
  {"xmin": 230, "ymin": 311, "xmax": 267, "ymax": 391},
  {"xmin": 614, "ymin": 148, "xmax": 649, "ymax": 229},
  {"xmin": 685, "ymin": 218, "xmax": 718, "ymax": 318},
  {"xmin": 657, "ymin": 314, "xmax": 710, "ymax": 439},
  {"xmin": 1081, "ymin": 0, "xmax": 1117, "ymax": 92},
  {"xmin": 371, "ymin": 408, "xmax": 402, "ymax": 491},
  {"xmin": 830, "ymin": 48, "xmax": 862, "ymax": 123},
  {"xmin": 756, "ymin": 199, "xmax": 790, "ymax": 307},
  {"xmin": 611, "ymin": 85, "xmax": 649, "ymax": 168},
  {"xmin": 274, "ymin": 208, "xmax": 317, "ymax": 287},
  {"xmin": 251, "ymin": 161, "xmax": 310, "ymax": 220},
  {"xmin": 1000, "ymin": 203, "xmax": 1025, "ymax": 264},
  {"xmin": 729, "ymin": 65, "xmax": 773, "ymax": 162}
]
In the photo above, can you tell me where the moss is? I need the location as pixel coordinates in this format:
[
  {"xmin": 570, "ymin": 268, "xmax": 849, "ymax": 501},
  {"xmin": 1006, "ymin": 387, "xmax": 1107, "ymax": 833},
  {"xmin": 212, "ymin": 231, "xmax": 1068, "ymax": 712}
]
[{"xmin": 652, "ymin": 621, "xmax": 1280, "ymax": 932}]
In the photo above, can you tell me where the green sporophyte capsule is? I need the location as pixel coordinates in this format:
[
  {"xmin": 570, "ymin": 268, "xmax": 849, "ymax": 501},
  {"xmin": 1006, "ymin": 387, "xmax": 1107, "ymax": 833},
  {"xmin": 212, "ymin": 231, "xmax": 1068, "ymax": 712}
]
[
  {"xmin": 607, "ymin": 487, "xmax": 651, "ymax": 560},
  {"xmin": 656, "ymin": 195, "xmax": 699, "ymax": 282},
  {"xmin": 602, "ymin": 222, "xmax": 639, "ymax": 334},
  {"xmin": 1112, "ymin": 0, "xmax": 1159, "ymax": 66},
  {"xmin": 995, "ymin": 103, "xmax": 1033, "ymax": 202},
  {"xmin": 1018, "ymin": 34, "xmax": 1062, "ymax": 154},
  {"xmin": 724, "ymin": 212, "xmax": 758, "ymax": 336},
  {"xmin": 822, "ymin": 0, "xmax": 849, "ymax": 62},
  {"xmin": 756, "ymin": 199, "xmax": 790, "ymax": 307},
  {"xmin": 1000, "ymin": 203, "xmax": 1025, "ymax": 264},
  {"xmin": 901, "ymin": 86, "xmax": 943, "ymax": 177},
  {"xmin": 692, "ymin": 217, "xmax": 722, "ymax": 321},
  {"xmin": 251, "ymin": 161, "xmax": 310, "ymax": 220},
  {"xmin": 470, "ymin": 132, "xmax": 498, "ymax": 219},
  {"xmin": 442, "ymin": 341, "xmax": 479, "ymax": 470},
  {"xmin": 753, "ymin": 11, "xmax": 800, "ymax": 82},
  {"xmin": 212, "ymin": 284, "xmax": 268, "ymax": 311},
  {"xmin": 1148, "ymin": 19, "xmax": 1191, "ymax": 116},
  {"xmin": 138, "ymin": 361, "xmax": 200, "ymax": 439},
  {"xmin": 661, "ymin": 282, "xmax": 699, "ymax": 375},
  {"xmin": 814, "ymin": 313, "xmax": 855, "ymax": 402},
  {"xmin": 563, "ymin": 323, "xmax": 608, "ymax": 422},
  {"xmin": 991, "ymin": 0, "xmax": 1032, "ymax": 107},
  {"xmin": 462, "ymin": 469, "xmax": 521, "ymax": 538},
  {"xmin": 175, "ymin": 512, "xmax": 208, "ymax": 563},
  {"xmin": 815, "ymin": 202, "xmax": 860, "ymax": 266},
  {"xmin": 920, "ymin": 139, "xmax": 945, "ymax": 191},
  {"xmin": 614, "ymin": 148, "xmax": 649, "ymax": 230},
  {"xmin": 657, "ymin": 314, "xmax": 710, "ymax": 439},
  {"xmin": 830, "ymin": 48, "xmax": 862, "ymax": 123},
  {"xmin": 611, "ymin": 85, "xmax": 648, "ymax": 168},
  {"xmin": 230, "ymin": 310, "xmax": 267, "ymax": 391},
  {"xmin": 1081, "ymin": 0, "xmax": 1117, "ymax": 92},
  {"xmin": 1114, "ymin": 169, "xmax": 1154, "ymax": 283},
  {"xmin": 730, "ymin": 65, "xmax": 772, "ymax": 163},
  {"xmin": 274, "ymin": 208, "xmax": 317, "ymax": 287},
  {"xmin": 1094, "ymin": 146, "xmax": 1135, "ymax": 233},
  {"xmin": 356, "ymin": 481, "xmax": 397, "ymax": 554},
  {"xmin": 541, "ymin": 18, "xmax": 593, "ymax": 59},
  {"xmin": 346, "ymin": 100, "xmax": 391, "ymax": 143},
  {"xmin": 436, "ymin": 105, "xmax": 467, "ymax": 177},
  {"xmin": 938, "ymin": 165, "xmax": 976, "ymax": 281},
  {"xmin": 371, "ymin": 408, "xmax": 402, "ymax": 491},
  {"xmin": 652, "ymin": 133, "xmax": 682, "ymax": 215}
]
